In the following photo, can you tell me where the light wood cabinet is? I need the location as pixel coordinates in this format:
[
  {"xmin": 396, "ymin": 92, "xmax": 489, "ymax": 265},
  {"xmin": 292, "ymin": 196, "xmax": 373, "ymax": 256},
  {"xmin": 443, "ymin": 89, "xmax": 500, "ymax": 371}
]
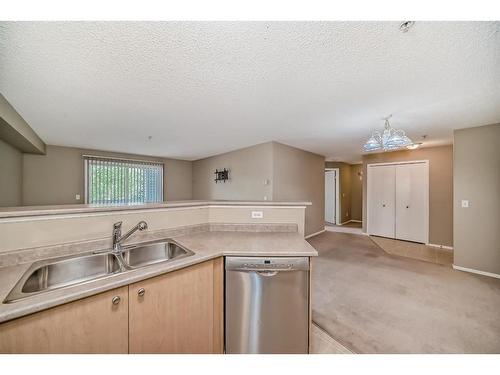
[
  {"xmin": 0, "ymin": 257, "xmax": 224, "ymax": 354},
  {"xmin": 0, "ymin": 286, "xmax": 129, "ymax": 354},
  {"xmin": 129, "ymin": 258, "xmax": 223, "ymax": 353}
]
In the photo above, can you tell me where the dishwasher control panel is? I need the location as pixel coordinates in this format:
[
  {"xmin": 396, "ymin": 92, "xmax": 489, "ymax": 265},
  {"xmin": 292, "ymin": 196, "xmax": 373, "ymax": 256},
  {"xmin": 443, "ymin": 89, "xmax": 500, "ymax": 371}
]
[
  {"xmin": 225, "ymin": 256, "xmax": 309, "ymax": 271},
  {"xmin": 242, "ymin": 262, "xmax": 293, "ymax": 269}
]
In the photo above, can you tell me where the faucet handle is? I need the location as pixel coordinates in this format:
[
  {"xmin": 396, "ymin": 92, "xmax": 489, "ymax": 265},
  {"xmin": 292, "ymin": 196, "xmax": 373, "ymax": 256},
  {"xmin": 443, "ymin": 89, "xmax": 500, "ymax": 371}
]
[
  {"xmin": 113, "ymin": 221, "xmax": 123, "ymax": 230},
  {"xmin": 138, "ymin": 221, "xmax": 148, "ymax": 230}
]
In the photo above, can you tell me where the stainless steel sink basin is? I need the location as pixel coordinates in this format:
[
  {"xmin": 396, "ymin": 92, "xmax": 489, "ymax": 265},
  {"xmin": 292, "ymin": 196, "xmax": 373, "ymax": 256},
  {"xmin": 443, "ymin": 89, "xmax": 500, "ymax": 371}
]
[
  {"xmin": 4, "ymin": 253, "xmax": 121, "ymax": 303},
  {"xmin": 122, "ymin": 240, "xmax": 194, "ymax": 269},
  {"xmin": 3, "ymin": 239, "xmax": 195, "ymax": 303}
]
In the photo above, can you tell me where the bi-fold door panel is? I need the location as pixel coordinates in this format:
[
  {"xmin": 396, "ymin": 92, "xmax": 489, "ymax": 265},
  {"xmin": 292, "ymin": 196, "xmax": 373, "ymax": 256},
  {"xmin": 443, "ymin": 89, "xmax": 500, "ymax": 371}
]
[
  {"xmin": 367, "ymin": 165, "xmax": 396, "ymax": 238},
  {"xmin": 395, "ymin": 163, "xmax": 428, "ymax": 243}
]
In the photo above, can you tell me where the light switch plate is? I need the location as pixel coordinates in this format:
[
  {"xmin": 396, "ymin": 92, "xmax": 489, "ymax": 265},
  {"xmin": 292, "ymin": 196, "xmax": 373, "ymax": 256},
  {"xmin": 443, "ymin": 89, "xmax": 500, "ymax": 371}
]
[
  {"xmin": 461, "ymin": 200, "xmax": 469, "ymax": 208},
  {"xmin": 75, "ymin": 194, "xmax": 81, "ymax": 200},
  {"xmin": 251, "ymin": 211, "xmax": 264, "ymax": 219}
]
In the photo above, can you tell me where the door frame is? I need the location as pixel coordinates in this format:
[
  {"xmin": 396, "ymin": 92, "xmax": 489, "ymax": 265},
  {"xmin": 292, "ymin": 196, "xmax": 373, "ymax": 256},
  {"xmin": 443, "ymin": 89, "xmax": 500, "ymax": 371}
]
[
  {"xmin": 325, "ymin": 168, "xmax": 340, "ymax": 225},
  {"xmin": 366, "ymin": 160, "xmax": 429, "ymax": 244}
]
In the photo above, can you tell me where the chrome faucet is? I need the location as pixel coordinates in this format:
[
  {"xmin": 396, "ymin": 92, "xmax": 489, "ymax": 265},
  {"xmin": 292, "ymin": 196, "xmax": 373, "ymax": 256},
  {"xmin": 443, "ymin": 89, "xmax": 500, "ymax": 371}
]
[{"xmin": 112, "ymin": 221, "xmax": 148, "ymax": 251}]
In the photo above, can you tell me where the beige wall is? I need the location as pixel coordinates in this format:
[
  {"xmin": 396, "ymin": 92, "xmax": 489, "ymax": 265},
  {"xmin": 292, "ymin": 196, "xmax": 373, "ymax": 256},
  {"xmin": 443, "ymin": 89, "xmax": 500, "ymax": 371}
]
[
  {"xmin": 192, "ymin": 142, "xmax": 274, "ymax": 201},
  {"xmin": 362, "ymin": 145, "xmax": 453, "ymax": 246},
  {"xmin": 22, "ymin": 145, "xmax": 193, "ymax": 206},
  {"xmin": 0, "ymin": 138, "xmax": 23, "ymax": 206},
  {"xmin": 454, "ymin": 124, "xmax": 500, "ymax": 275},
  {"xmin": 350, "ymin": 164, "xmax": 363, "ymax": 221},
  {"xmin": 273, "ymin": 142, "xmax": 325, "ymax": 236},
  {"xmin": 193, "ymin": 142, "xmax": 324, "ymax": 236},
  {"xmin": 325, "ymin": 161, "xmax": 352, "ymax": 223}
]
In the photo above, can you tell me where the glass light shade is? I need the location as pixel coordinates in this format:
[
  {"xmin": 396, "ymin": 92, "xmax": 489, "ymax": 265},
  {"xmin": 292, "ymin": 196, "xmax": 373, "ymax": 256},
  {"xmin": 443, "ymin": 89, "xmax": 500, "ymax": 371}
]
[{"xmin": 363, "ymin": 133, "xmax": 382, "ymax": 151}]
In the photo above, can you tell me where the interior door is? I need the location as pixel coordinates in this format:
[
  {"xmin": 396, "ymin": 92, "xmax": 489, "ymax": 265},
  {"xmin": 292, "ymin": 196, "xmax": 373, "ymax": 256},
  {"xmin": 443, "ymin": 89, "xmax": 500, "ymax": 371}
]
[
  {"xmin": 325, "ymin": 170, "xmax": 336, "ymax": 224},
  {"xmin": 367, "ymin": 165, "xmax": 395, "ymax": 238},
  {"xmin": 395, "ymin": 163, "xmax": 428, "ymax": 243}
]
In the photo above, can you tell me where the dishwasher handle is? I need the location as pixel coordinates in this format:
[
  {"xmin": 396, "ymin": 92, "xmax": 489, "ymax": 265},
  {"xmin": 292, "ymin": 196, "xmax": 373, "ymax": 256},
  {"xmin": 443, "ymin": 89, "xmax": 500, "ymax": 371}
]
[{"xmin": 256, "ymin": 270, "xmax": 279, "ymax": 277}]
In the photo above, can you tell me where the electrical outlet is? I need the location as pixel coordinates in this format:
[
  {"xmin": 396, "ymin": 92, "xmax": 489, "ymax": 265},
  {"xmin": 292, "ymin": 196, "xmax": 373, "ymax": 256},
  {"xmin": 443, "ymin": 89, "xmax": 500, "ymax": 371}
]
[
  {"xmin": 251, "ymin": 211, "xmax": 264, "ymax": 219},
  {"xmin": 75, "ymin": 194, "xmax": 81, "ymax": 200},
  {"xmin": 461, "ymin": 200, "xmax": 469, "ymax": 208}
]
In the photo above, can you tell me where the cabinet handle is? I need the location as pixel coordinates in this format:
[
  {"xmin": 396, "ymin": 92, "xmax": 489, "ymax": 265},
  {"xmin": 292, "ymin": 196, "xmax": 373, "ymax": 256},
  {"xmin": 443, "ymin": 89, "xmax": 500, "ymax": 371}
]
[
  {"xmin": 138, "ymin": 288, "xmax": 146, "ymax": 297},
  {"xmin": 406, "ymin": 205, "xmax": 409, "ymax": 209},
  {"xmin": 382, "ymin": 204, "xmax": 386, "ymax": 207},
  {"xmin": 112, "ymin": 296, "xmax": 121, "ymax": 305}
]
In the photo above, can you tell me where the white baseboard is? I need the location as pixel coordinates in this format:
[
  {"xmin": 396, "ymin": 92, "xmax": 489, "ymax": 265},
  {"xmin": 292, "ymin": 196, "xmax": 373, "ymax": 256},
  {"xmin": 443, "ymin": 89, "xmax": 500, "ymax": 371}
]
[
  {"xmin": 305, "ymin": 229, "xmax": 326, "ymax": 239},
  {"xmin": 452, "ymin": 265, "xmax": 500, "ymax": 279},
  {"xmin": 428, "ymin": 243, "xmax": 454, "ymax": 251},
  {"xmin": 339, "ymin": 219, "xmax": 363, "ymax": 225}
]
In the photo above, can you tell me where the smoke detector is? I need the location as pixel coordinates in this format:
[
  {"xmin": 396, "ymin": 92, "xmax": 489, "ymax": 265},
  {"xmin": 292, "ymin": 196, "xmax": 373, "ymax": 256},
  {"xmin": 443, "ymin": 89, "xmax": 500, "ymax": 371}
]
[{"xmin": 399, "ymin": 21, "xmax": 415, "ymax": 33}]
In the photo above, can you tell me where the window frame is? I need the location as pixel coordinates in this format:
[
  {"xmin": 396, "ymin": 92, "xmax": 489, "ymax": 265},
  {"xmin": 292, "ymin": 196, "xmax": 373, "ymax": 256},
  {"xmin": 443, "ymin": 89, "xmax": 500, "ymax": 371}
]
[{"xmin": 83, "ymin": 155, "xmax": 164, "ymax": 205}]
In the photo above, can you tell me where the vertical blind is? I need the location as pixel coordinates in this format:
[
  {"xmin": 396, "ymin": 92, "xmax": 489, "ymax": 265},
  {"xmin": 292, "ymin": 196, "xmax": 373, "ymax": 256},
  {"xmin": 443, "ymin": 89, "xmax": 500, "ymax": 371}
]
[{"xmin": 84, "ymin": 156, "xmax": 164, "ymax": 205}]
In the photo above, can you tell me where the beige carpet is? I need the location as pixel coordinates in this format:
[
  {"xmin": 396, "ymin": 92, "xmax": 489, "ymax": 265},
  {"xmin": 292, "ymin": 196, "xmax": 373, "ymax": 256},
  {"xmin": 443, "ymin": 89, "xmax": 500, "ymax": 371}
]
[
  {"xmin": 307, "ymin": 231, "xmax": 500, "ymax": 353},
  {"xmin": 310, "ymin": 323, "xmax": 353, "ymax": 354},
  {"xmin": 370, "ymin": 236, "xmax": 454, "ymax": 266}
]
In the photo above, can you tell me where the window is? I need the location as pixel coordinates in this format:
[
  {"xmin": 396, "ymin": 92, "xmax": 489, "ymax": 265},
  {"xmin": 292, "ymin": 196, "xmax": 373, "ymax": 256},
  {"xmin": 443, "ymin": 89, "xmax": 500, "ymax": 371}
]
[{"xmin": 84, "ymin": 156, "xmax": 164, "ymax": 205}]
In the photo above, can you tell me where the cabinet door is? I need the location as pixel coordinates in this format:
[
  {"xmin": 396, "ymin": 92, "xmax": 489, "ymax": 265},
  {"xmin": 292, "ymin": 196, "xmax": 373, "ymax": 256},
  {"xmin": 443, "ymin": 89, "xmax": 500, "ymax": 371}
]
[
  {"xmin": 0, "ymin": 286, "xmax": 129, "ymax": 353},
  {"xmin": 367, "ymin": 165, "xmax": 396, "ymax": 238},
  {"xmin": 129, "ymin": 258, "xmax": 223, "ymax": 354},
  {"xmin": 395, "ymin": 163, "xmax": 428, "ymax": 243}
]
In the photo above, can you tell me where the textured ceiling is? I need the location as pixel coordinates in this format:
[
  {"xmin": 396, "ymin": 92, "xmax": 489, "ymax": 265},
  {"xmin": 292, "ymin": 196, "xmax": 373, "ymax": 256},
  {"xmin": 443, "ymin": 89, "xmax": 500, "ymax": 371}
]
[{"xmin": 0, "ymin": 21, "xmax": 499, "ymax": 162}]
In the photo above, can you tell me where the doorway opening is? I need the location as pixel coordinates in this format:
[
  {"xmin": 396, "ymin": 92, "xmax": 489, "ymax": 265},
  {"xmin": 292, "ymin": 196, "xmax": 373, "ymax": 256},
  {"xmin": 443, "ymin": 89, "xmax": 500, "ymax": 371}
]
[{"xmin": 325, "ymin": 168, "xmax": 340, "ymax": 225}]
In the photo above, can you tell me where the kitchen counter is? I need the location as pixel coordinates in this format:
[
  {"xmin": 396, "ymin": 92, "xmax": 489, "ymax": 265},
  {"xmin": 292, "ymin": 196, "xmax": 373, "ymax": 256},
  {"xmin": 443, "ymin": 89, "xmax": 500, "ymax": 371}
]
[
  {"xmin": 0, "ymin": 230, "xmax": 317, "ymax": 324},
  {"xmin": 0, "ymin": 200, "xmax": 311, "ymax": 219}
]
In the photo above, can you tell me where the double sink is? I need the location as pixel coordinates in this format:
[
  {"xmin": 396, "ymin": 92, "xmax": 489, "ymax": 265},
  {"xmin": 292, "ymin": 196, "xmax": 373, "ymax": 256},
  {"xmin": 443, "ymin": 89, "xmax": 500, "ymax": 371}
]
[{"xmin": 4, "ymin": 239, "xmax": 194, "ymax": 303}]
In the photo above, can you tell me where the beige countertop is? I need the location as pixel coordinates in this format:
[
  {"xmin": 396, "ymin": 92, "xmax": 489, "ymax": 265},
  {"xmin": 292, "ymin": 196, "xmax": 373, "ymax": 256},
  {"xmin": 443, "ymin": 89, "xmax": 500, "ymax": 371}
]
[
  {"xmin": 0, "ymin": 200, "xmax": 311, "ymax": 219},
  {"xmin": 0, "ymin": 230, "xmax": 317, "ymax": 324}
]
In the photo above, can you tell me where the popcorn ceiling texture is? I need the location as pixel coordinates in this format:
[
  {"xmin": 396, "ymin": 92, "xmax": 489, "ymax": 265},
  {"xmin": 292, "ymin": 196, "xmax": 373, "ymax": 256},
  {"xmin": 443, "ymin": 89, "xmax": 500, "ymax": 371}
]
[{"xmin": 0, "ymin": 21, "xmax": 499, "ymax": 162}]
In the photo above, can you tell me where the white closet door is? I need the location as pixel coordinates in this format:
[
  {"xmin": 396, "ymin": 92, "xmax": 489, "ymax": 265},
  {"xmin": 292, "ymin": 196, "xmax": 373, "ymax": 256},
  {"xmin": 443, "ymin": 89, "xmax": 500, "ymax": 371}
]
[
  {"xmin": 395, "ymin": 163, "xmax": 428, "ymax": 243},
  {"xmin": 325, "ymin": 171, "xmax": 336, "ymax": 224},
  {"xmin": 367, "ymin": 165, "xmax": 395, "ymax": 238}
]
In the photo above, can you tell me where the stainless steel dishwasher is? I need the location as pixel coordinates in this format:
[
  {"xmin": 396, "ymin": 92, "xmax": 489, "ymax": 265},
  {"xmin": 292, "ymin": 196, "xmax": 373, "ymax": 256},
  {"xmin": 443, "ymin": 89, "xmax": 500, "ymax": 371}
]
[{"xmin": 225, "ymin": 256, "xmax": 310, "ymax": 354}]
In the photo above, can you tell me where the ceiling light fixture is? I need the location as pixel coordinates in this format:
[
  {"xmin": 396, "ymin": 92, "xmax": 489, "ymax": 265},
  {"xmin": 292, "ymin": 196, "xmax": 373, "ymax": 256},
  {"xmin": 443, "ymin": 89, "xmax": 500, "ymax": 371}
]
[
  {"xmin": 399, "ymin": 21, "xmax": 415, "ymax": 33},
  {"xmin": 363, "ymin": 115, "xmax": 413, "ymax": 152}
]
